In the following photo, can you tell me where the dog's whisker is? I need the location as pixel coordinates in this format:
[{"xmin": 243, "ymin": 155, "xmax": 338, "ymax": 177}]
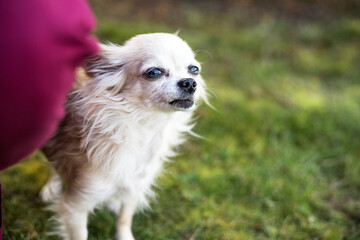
[{"xmin": 194, "ymin": 49, "xmax": 213, "ymax": 60}]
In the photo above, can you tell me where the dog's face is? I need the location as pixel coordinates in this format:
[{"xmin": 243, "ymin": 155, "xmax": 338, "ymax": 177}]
[{"xmin": 85, "ymin": 33, "xmax": 207, "ymax": 111}]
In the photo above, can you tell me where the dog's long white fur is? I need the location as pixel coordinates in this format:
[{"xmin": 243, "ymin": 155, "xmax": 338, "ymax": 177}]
[{"xmin": 41, "ymin": 33, "xmax": 207, "ymax": 240}]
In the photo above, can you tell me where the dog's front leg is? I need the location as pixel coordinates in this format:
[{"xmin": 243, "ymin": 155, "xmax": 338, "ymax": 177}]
[
  {"xmin": 57, "ymin": 190, "xmax": 94, "ymax": 240},
  {"xmin": 116, "ymin": 201, "xmax": 137, "ymax": 240},
  {"xmin": 64, "ymin": 209, "xmax": 88, "ymax": 240}
]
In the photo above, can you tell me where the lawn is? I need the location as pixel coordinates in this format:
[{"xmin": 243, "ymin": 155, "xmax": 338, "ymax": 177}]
[{"xmin": 1, "ymin": 1, "xmax": 360, "ymax": 239}]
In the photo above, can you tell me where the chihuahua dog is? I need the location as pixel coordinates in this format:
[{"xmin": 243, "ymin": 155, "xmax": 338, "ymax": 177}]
[{"xmin": 41, "ymin": 33, "xmax": 208, "ymax": 240}]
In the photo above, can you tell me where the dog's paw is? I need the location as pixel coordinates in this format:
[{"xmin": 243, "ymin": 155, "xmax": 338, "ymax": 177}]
[
  {"xmin": 40, "ymin": 184, "xmax": 55, "ymax": 202},
  {"xmin": 116, "ymin": 230, "xmax": 135, "ymax": 240},
  {"xmin": 40, "ymin": 173, "xmax": 62, "ymax": 202}
]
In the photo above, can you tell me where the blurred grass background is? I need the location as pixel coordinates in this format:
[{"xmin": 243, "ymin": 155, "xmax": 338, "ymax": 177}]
[{"xmin": 1, "ymin": 0, "xmax": 360, "ymax": 239}]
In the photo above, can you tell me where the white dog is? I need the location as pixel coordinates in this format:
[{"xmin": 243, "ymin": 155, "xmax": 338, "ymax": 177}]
[{"xmin": 41, "ymin": 33, "xmax": 208, "ymax": 240}]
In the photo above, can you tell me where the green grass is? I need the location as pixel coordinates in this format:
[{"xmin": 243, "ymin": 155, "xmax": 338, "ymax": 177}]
[{"xmin": 1, "ymin": 4, "xmax": 360, "ymax": 240}]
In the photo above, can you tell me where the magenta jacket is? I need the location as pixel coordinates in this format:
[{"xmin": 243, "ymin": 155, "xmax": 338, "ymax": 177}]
[
  {"xmin": 0, "ymin": 0, "xmax": 99, "ymax": 170},
  {"xmin": 0, "ymin": 0, "xmax": 99, "ymax": 237}
]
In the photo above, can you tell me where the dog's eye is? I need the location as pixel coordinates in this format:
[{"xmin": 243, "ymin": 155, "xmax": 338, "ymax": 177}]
[
  {"xmin": 188, "ymin": 65, "xmax": 199, "ymax": 75},
  {"xmin": 144, "ymin": 68, "xmax": 163, "ymax": 78}
]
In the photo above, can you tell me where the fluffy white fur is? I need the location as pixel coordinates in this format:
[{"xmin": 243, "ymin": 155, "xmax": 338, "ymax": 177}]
[{"xmin": 41, "ymin": 33, "xmax": 207, "ymax": 240}]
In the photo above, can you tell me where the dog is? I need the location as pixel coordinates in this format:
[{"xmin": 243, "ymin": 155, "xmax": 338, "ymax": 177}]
[{"xmin": 40, "ymin": 33, "xmax": 208, "ymax": 240}]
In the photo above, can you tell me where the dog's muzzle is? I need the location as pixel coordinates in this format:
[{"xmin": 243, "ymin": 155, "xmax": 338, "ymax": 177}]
[
  {"xmin": 169, "ymin": 78, "xmax": 197, "ymax": 109},
  {"xmin": 177, "ymin": 78, "xmax": 197, "ymax": 94}
]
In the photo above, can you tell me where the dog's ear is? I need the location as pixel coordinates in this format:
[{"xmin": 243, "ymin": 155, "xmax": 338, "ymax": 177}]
[
  {"xmin": 84, "ymin": 44, "xmax": 124, "ymax": 78},
  {"xmin": 83, "ymin": 44, "xmax": 128, "ymax": 94}
]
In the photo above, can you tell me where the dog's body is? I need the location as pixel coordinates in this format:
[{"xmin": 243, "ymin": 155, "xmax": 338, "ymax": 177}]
[{"xmin": 41, "ymin": 33, "xmax": 207, "ymax": 240}]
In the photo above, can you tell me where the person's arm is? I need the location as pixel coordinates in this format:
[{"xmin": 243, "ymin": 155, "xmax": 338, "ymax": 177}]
[{"xmin": 0, "ymin": 0, "xmax": 99, "ymax": 170}]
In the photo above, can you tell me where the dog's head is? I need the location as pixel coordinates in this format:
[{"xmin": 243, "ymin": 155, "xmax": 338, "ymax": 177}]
[{"xmin": 85, "ymin": 33, "xmax": 207, "ymax": 111}]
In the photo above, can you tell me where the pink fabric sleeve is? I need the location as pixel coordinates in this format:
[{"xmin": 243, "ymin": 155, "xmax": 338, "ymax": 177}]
[{"xmin": 0, "ymin": 0, "xmax": 99, "ymax": 170}]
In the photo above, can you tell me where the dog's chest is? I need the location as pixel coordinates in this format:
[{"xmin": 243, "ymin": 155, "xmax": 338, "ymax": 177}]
[
  {"xmin": 106, "ymin": 119, "xmax": 175, "ymax": 187},
  {"xmin": 89, "ymin": 111, "xmax": 192, "ymax": 198}
]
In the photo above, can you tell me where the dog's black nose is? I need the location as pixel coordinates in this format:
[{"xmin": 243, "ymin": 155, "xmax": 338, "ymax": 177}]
[{"xmin": 178, "ymin": 78, "xmax": 197, "ymax": 93}]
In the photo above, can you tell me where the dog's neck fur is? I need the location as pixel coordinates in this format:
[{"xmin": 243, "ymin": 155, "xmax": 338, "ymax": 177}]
[{"xmin": 69, "ymin": 82, "xmax": 194, "ymax": 177}]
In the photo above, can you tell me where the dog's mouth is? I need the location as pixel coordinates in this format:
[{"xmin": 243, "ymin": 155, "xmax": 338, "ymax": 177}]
[{"xmin": 169, "ymin": 99, "xmax": 194, "ymax": 109}]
